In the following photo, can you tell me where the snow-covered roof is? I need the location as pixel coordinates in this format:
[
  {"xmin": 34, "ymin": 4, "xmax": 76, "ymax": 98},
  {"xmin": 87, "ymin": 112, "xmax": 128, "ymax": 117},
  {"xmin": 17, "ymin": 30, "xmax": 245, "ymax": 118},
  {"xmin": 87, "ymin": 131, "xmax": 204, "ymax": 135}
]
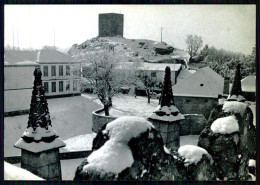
[
  {"xmin": 178, "ymin": 145, "xmax": 210, "ymax": 166},
  {"xmin": 210, "ymin": 115, "xmax": 239, "ymax": 134},
  {"xmin": 138, "ymin": 63, "xmax": 182, "ymax": 71},
  {"xmin": 15, "ymin": 60, "xmax": 38, "ymax": 65},
  {"xmin": 4, "ymin": 161, "xmax": 45, "ymax": 180},
  {"xmin": 177, "ymin": 69, "xmax": 193, "ymax": 80},
  {"xmin": 4, "ymin": 50, "xmax": 38, "ymax": 65},
  {"xmin": 38, "ymin": 49, "xmax": 76, "ymax": 63},
  {"xmin": 173, "ymin": 67, "xmax": 224, "ymax": 98},
  {"xmin": 241, "ymin": 76, "xmax": 256, "ymax": 92}
]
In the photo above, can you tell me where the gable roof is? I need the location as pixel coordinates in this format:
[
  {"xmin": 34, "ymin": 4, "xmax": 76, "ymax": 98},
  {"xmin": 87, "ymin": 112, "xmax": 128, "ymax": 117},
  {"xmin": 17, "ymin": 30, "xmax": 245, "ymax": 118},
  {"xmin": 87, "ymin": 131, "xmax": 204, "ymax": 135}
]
[
  {"xmin": 177, "ymin": 69, "xmax": 193, "ymax": 80},
  {"xmin": 4, "ymin": 50, "xmax": 38, "ymax": 65},
  {"xmin": 241, "ymin": 76, "xmax": 256, "ymax": 92},
  {"xmin": 4, "ymin": 49, "xmax": 76, "ymax": 64},
  {"xmin": 38, "ymin": 49, "xmax": 75, "ymax": 63},
  {"xmin": 173, "ymin": 67, "xmax": 224, "ymax": 98}
]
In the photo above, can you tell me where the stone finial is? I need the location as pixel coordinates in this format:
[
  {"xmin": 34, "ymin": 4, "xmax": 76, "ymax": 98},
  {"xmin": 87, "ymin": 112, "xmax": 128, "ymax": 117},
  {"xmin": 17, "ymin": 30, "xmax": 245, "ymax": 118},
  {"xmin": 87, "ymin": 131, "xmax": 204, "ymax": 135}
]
[
  {"xmin": 15, "ymin": 67, "xmax": 65, "ymax": 152},
  {"xmin": 149, "ymin": 66, "xmax": 184, "ymax": 122},
  {"xmin": 160, "ymin": 66, "xmax": 174, "ymax": 107},
  {"xmin": 227, "ymin": 64, "xmax": 245, "ymax": 102}
]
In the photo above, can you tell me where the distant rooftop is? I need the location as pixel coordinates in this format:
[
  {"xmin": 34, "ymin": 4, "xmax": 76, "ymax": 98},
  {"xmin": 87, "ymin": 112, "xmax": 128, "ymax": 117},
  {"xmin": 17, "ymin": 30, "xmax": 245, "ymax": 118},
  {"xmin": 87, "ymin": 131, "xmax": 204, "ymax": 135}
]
[
  {"xmin": 4, "ymin": 49, "xmax": 76, "ymax": 64},
  {"xmin": 173, "ymin": 67, "xmax": 224, "ymax": 98},
  {"xmin": 241, "ymin": 76, "xmax": 256, "ymax": 92}
]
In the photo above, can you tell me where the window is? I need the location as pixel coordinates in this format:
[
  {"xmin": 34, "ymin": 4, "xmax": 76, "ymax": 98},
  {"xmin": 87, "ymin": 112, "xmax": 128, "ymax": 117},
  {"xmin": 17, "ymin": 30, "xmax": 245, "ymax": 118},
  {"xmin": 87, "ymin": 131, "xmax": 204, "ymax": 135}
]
[
  {"xmin": 73, "ymin": 80, "xmax": 77, "ymax": 91},
  {"xmin": 44, "ymin": 82, "xmax": 49, "ymax": 93},
  {"xmin": 43, "ymin": 66, "xmax": 48, "ymax": 77},
  {"xmin": 200, "ymin": 83, "xmax": 204, "ymax": 87},
  {"xmin": 51, "ymin": 82, "xmax": 56, "ymax": 92},
  {"xmin": 151, "ymin": 72, "xmax": 156, "ymax": 78},
  {"xmin": 66, "ymin": 65, "xmax": 70, "ymax": 76},
  {"xmin": 59, "ymin": 65, "xmax": 63, "ymax": 76},
  {"xmin": 51, "ymin": 66, "xmax": 56, "ymax": 76},
  {"xmin": 59, "ymin": 81, "xmax": 64, "ymax": 92},
  {"xmin": 66, "ymin": 81, "xmax": 70, "ymax": 91},
  {"xmin": 185, "ymin": 99, "xmax": 191, "ymax": 103}
]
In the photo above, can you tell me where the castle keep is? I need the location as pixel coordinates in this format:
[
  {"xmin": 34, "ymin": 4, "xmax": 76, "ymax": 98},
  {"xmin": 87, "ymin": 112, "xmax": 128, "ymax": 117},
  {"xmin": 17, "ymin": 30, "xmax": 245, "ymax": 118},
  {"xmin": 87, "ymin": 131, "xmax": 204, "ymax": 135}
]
[{"xmin": 99, "ymin": 13, "xmax": 124, "ymax": 37}]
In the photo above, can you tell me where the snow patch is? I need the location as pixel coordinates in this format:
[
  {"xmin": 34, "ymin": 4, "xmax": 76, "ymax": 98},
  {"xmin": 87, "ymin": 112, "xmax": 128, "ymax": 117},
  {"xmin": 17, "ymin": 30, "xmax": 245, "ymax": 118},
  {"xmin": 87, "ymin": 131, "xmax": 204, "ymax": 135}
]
[
  {"xmin": 149, "ymin": 105, "xmax": 185, "ymax": 122},
  {"xmin": 63, "ymin": 133, "xmax": 96, "ymax": 151},
  {"xmin": 15, "ymin": 61, "xmax": 38, "ymax": 65},
  {"xmin": 105, "ymin": 116, "xmax": 153, "ymax": 143},
  {"xmin": 4, "ymin": 161, "xmax": 44, "ymax": 180},
  {"xmin": 223, "ymin": 101, "xmax": 247, "ymax": 116},
  {"xmin": 178, "ymin": 145, "xmax": 209, "ymax": 166},
  {"xmin": 84, "ymin": 142, "xmax": 134, "ymax": 174},
  {"xmin": 14, "ymin": 138, "xmax": 65, "ymax": 153},
  {"xmin": 211, "ymin": 116, "xmax": 239, "ymax": 134},
  {"xmin": 164, "ymin": 146, "xmax": 171, "ymax": 154},
  {"xmin": 22, "ymin": 125, "xmax": 58, "ymax": 142},
  {"xmin": 249, "ymin": 159, "xmax": 256, "ymax": 167},
  {"xmin": 227, "ymin": 95, "xmax": 246, "ymax": 102},
  {"xmin": 83, "ymin": 116, "xmax": 154, "ymax": 174}
]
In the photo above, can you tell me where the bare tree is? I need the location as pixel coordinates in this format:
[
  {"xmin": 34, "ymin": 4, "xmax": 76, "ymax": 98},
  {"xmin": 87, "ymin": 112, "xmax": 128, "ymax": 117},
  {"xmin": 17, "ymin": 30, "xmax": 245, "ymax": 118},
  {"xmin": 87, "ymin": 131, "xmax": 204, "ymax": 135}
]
[
  {"xmin": 185, "ymin": 34, "xmax": 203, "ymax": 61},
  {"xmin": 80, "ymin": 50, "xmax": 140, "ymax": 116}
]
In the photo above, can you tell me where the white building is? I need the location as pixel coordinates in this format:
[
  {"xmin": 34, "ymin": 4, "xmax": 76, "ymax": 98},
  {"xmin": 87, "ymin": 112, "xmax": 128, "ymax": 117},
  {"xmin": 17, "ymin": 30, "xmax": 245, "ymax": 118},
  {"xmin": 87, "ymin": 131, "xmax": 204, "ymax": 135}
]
[{"xmin": 37, "ymin": 49, "xmax": 81, "ymax": 97}]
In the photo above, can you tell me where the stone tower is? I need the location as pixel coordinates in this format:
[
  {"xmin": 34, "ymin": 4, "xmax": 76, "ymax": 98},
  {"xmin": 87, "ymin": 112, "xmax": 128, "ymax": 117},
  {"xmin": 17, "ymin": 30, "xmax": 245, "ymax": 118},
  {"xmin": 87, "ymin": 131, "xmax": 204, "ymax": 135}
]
[{"xmin": 99, "ymin": 13, "xmax": 124, "ymax": 37}]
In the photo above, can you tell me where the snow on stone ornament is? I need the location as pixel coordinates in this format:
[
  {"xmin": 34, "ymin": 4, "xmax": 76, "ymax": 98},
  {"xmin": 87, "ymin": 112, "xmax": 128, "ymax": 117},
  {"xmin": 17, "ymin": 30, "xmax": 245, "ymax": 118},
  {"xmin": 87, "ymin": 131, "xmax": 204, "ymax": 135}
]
[
  {"xmin": 210, "ymin": 115, "xmax": 239, "ymax": 134},
  {"xmin": 14, "ymin": 67, "xmax": 65, "ymax": 153}
]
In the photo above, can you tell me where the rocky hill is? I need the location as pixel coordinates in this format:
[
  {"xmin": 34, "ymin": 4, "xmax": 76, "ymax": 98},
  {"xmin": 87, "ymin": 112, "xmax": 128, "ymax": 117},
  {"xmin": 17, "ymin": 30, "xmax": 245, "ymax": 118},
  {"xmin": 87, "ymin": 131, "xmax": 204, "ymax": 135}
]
[{"xmin": 68, "ymin": 36, "xmax": 189, "ymax": 65}]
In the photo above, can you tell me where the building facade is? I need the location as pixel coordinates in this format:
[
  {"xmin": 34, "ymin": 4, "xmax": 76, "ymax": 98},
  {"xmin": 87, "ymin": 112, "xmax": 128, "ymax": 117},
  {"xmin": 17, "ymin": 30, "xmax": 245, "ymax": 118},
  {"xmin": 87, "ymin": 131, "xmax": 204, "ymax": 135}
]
[
  {"xmin": 38, "ymin": 49, "xmax": 81, "ymax": 97},
  {"xmin": 4, "ymin": 62, "xmax": 39, "ymax": 116}
]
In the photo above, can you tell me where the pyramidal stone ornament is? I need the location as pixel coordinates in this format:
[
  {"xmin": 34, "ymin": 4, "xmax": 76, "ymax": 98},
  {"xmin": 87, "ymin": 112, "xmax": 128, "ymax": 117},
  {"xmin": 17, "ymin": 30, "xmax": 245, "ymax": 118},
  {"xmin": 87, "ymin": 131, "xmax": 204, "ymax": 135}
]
[
  {"xmin": 148, "ymin": 66, "xmax": 184, "ymax": 149},
  {"xmin": 14, "ymin": 67, "xmax": 65, "ymax": 180},
  {"xmin": 149, "ymin": 66, "xmax": 184, "ymax": 122},
  {"xmin": 227, "ymin": 64, "xmax": 246, "ymax": 102}
]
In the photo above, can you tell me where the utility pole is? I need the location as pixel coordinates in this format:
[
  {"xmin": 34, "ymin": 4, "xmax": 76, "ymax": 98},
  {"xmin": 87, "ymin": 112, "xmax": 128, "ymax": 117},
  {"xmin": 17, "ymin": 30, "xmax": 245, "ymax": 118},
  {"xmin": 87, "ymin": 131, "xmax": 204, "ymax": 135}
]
[
  {"xmin": 12, "ymin": 27, "xmax": 15, "ymax": 50},
  {"xmin": 17, "ymin": 29, "xmax": 20, "ymax": 50},
  {"xmin": 53, "ymin": 29, "xmax": 56, "ymax": 50},
  {"xmin": 161, "ymin": 27, "xmax": 163, "ymax": 43}
]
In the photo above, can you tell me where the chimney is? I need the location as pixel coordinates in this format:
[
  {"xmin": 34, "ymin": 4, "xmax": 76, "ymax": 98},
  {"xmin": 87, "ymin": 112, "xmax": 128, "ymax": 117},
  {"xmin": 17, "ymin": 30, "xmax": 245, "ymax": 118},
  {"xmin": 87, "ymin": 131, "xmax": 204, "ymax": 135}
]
[{"xmin": 223, "ymin": 77, "xmax": 230, "ymax": 96}]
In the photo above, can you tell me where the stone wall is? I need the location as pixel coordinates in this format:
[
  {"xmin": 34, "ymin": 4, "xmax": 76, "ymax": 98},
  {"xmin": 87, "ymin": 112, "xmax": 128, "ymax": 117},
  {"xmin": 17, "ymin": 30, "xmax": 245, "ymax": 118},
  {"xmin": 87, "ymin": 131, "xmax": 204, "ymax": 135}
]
[
  {"xmin": 21, "ymin": 149, "xmax": 62, "ymax": 180},
  {"xmin": 92, "ymin": 110, "xmax": 206, "ymax": 137},
  {"xmin": 99, "ymin": 13, "xmax": 124, "ymax": 37},
  {"xmin": 174, "ymin": 95, "xmax": 218, "ymax": 120},
  {"xmin": 179, "ymin": 114, "xmax": 207, "ymax": 136},
  {"xmin": 92, "ymin": 108, "xmax": 117, "ymax": 133}
]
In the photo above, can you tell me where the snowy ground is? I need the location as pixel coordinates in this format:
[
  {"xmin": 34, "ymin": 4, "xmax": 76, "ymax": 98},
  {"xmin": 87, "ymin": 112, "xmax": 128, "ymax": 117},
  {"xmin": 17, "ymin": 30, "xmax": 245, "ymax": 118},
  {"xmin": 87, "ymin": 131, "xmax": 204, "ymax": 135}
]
[
  {"xmin": 4, "ymin": 95, "xmax": 101, "ymax": 157},
  {"xmin": 82, "ymin": 93, "xmax": 159, "ymax": 118}
]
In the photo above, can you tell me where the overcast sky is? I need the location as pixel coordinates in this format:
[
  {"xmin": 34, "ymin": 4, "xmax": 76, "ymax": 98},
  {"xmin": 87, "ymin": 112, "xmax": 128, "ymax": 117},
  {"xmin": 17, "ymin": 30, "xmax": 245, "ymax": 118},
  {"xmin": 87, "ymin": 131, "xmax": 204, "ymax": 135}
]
[{"xmin": 5, "ymin": 5, "xmax": 256, "ymax": 55}]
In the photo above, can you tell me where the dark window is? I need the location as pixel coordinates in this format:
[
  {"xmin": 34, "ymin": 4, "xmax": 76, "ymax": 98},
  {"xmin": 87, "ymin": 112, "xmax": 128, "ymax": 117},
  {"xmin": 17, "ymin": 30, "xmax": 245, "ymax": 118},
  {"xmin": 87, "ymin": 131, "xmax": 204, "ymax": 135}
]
[
  {"xmin": 66, "ymin": 81, "xmax": 70, "ymax": 91},
  {"xmin": 73, "ymin": 80, "xmax": 77, "ymax": 91},
  {"xmin": 44, "ymin": 82, "xmax": 49, "ymax": 93},
  {"xmin": 51, "ymin": 66, "xmax": 56, "ymax": 76},
  {"xmin": 205, "ymin": 99, "xmax": 208, "ymax": 103},
  {"xmin": 66, "ymin": 65, "xmax": 70, "ymax": 76},
  {"xmin": 185, "ymin": 99, "xmax": 191, "ymax": 103},
  {"xmin": 73, "ymin": 68, "xmax": 77, "ymax": 76},
  {"xmin": 43, "ymin": 66, "xmax": 48, "ymax": 77},
  {"xmin": 52, "ymin": 82, "xmax": 56, "ymax": 92},
  {"xmin": 200, "ymin": 84, "xmax": 204, "ymax": 86},
  {"xmin": 151, "ymin": 72, "xmax": 156, "ymax": 78},
  {"xmin": 59, "ymin": 65, "xmax": 63, "ymax": 76},
  {"xmin": 59, "ymin": 81, "xmax": 64, "ymax": 92}
]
